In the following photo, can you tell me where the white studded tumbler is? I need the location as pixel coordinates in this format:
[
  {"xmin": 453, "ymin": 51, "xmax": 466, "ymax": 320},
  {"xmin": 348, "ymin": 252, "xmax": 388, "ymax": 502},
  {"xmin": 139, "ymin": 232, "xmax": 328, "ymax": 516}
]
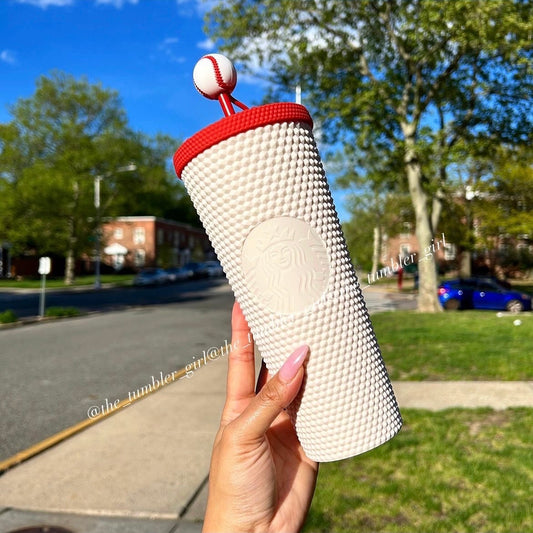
[{"xmin": 174, "ymin": 101, "xmax": 402, "ymax": 462}]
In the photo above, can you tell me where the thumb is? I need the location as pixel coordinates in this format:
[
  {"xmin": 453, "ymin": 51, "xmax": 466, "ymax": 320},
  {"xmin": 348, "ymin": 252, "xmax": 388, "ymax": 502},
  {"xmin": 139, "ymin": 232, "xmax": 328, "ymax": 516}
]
[{"xmin": 232, "ymin": 345, "xmax": 309, "ymax": 442}]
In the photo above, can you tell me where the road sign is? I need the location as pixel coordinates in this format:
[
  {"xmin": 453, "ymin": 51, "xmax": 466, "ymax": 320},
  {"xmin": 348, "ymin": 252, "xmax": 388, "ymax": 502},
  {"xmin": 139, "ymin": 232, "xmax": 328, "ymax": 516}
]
[{"xmin": 38, "ymin": 256, "xmax": 51, "ymax": 276}]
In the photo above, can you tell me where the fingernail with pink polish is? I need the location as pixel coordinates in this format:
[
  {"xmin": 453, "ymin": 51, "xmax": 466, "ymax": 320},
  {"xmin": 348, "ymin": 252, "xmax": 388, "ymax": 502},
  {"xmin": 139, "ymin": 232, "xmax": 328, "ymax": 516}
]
[{"xmin": 279, "ymin": 345, "xmax": 309, "ymax": 383}]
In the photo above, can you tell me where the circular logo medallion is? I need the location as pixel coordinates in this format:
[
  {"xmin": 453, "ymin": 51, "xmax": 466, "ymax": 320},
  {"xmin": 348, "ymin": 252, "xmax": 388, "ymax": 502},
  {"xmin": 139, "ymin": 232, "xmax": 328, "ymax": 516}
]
[{"xmin": 241, "ymin": 217, "xmax": 330, "ymax": 314}]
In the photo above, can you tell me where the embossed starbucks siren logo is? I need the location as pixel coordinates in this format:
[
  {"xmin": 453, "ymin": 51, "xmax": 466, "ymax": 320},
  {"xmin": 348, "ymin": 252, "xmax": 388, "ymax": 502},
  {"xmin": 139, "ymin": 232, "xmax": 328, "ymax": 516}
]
[{"xmin": 241, "ymin": 217, "xmax": 330, "ymax": 314}]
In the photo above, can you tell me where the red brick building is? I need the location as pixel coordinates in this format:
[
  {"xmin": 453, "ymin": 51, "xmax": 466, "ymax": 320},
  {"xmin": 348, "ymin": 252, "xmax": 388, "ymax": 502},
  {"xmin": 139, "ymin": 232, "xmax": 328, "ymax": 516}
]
[
  {"xmin": 380, "ymin": 225, "xmax": 456, "ymax": 274},
  {"xmin": 101, "ymin": 216, "xmax": 213, "ymax": 270}
]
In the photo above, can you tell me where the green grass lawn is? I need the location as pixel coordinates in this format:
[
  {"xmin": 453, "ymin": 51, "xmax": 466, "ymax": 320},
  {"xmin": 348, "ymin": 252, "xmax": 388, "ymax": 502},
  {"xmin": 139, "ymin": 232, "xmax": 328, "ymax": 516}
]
[
  {"xmin": 304, "ymin": 408, "xmax": 533, "ymax": 533},
  {"xmin": 372, "ymin": 311, "xmax": 533, "ymax": 380},
  {"xmin": 0, "ymin": 274, "xmax": 134, "ymax": 289}
]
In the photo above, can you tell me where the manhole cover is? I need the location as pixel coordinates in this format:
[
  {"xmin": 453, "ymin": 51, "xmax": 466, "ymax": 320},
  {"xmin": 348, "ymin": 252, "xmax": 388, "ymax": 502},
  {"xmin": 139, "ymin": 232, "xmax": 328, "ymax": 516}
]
[{"xmin": 8, "ymin": 526, "xmax": 73, "ymax": 533}]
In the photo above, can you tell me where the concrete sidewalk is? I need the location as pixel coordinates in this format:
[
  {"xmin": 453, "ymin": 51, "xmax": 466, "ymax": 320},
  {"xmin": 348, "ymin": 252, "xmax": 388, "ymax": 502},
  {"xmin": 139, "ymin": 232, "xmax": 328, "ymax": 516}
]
[
  {"xmin": 393, "ymin": 380, "xmax": 533, "ymax": 410},
  {"xmin": 0, "ymin": 350, "xmax": 229, "ymax": 533},
  {"xmin": 1, "ymin": 344, "xmax": 532, "ymax": 533}
]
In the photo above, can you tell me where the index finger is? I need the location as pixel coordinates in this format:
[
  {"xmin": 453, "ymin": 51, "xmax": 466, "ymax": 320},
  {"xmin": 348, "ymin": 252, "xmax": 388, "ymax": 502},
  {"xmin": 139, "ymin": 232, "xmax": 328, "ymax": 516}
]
[{"xmin": 220, "ymin": 302, "xmax": 256, "ymax": 425}]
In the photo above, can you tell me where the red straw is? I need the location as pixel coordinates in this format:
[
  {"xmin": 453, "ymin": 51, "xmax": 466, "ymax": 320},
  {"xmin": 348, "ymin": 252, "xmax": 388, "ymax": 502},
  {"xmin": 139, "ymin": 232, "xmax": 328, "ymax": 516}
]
[
  {"xmin": 218, "ymin": 93, "xmax": 249, "ymax": 116},
  {"xmin": 218, "ymin": 93, "xmax": 235, "ymax": 116}
]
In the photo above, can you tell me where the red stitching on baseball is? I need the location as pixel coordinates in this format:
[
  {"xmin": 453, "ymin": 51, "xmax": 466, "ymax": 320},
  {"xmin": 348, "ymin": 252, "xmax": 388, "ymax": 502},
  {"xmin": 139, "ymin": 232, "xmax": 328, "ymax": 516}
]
[
  {"xmin": 204, "ymin": 54, "xmax": 233, "ymax": 92},
  {"xmin": 194, "ymin": 84, "xmax": 212, "ymax": 99}
]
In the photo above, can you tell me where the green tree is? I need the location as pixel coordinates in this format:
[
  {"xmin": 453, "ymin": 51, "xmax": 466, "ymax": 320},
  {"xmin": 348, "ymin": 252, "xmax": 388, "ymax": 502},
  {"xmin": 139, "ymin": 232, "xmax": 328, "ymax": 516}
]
[
  {"xmin": 342, "ymin": 193, "xmax": 414, "ymax": 273},
  {"xmin": 206, "ymin": 0, "xmax": 533, "ymax": 311},
  {"xmin": 0, "ymin": 71, "xmax": 130, "ymax": 283},
  {"xmin": 333, "ymin": 139, "xmax": 408, "ymax": 278},
  {"xmin": 0, "ymin": 72, "xmax": 193, "ymax": 283},
  {"xmin": 99, "ymin": 132, "xmax": 199, "ymax": 225},
  {"xmin": 438, "ymin": 147, "xmax": 533, "ymax": 278},
  {"xmin": 474, "ymin": 147, "xmax": 533, "ymax": 272}
]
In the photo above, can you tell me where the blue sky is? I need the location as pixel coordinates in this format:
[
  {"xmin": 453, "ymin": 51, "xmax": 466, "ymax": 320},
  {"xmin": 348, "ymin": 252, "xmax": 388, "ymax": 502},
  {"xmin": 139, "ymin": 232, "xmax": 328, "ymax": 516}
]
[
  {"xmin": 0, "ymin": 0, "xmax": 268, "ymax": 139},
  {"xmin": 0, "ymin": 0, "xmax": 350, "ymax": 220}
]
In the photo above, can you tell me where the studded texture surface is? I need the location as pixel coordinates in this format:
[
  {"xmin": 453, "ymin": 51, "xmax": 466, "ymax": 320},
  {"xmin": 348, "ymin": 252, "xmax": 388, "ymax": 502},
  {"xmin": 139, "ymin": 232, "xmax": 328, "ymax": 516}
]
[{"xmin": 179, "ymin": 117, "xmax": 402, "ymax": 462}]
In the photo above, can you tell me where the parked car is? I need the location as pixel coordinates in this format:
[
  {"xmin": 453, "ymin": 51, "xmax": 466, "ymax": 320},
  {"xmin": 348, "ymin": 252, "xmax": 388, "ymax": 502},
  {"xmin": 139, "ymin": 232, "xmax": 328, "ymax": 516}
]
[
  {"xmin": 184, "ymin": 262, "xmax": 209, "ymax": 279},
  {"xmin": 202, "ymin": 260, "xmax": 224, "ymax": 277},
  {"xmin": 165, "ymin": 266, "xmax": 193, "ymax": 282},
  {"xmin": 438, "ymin": 278, "xmax": 532, "ymax": 312},
  {"xmin": 133, "ymin": 268, "xmax": 169, "ymax": 286}
]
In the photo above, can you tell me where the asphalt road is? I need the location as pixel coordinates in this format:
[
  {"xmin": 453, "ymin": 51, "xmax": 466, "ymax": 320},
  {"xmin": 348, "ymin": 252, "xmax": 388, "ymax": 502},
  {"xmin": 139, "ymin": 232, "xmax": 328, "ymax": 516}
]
[{"xmin": 0, "ymin": 282, "xmax": 235, "ymax": 463}]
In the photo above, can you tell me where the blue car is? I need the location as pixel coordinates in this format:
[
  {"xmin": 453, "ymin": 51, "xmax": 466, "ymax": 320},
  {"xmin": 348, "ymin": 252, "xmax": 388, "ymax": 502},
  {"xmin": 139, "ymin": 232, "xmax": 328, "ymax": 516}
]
[{"xmin": 438, "ymin": 278, "xmax": 532, "ymax": 313}]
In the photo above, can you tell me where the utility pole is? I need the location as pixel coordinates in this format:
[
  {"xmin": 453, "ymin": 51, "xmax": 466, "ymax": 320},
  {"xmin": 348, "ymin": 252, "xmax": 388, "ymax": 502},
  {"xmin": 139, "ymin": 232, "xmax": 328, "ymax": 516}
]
[{"xmin": 93, "ymin": 164, "xmax": 137, "ymax": 289}]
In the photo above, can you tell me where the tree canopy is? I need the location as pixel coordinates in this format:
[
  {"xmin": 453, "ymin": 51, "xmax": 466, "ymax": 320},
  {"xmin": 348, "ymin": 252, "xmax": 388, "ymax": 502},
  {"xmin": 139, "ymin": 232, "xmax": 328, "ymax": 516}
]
[
  {"xmin": 474, "ymin": 148, "xmax": 533, "ymax": 258},
  {"xmin": 206, "ymin": 0, "xmax": 533, "ymax": 310},
  {"xmin": 0, "ymin": 71, "xmax": 196, "ymax": 282}
]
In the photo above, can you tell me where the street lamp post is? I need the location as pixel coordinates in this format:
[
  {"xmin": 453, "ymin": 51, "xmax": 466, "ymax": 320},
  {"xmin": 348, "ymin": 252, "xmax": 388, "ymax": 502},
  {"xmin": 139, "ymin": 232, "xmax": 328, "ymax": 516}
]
[
  {"xmin": 94, "ymin": 164, "xmax": 137, "ymax": 289},
  {"xmin": 94, "ymin": 175, "xmax": 103, "ymax": 289}
]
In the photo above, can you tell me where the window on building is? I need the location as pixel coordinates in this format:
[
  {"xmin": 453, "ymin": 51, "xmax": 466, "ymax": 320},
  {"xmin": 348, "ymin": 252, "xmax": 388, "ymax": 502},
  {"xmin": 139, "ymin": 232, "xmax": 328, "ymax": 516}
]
[
  {"xmin": 114, "ymin": 228, "xmax": 123, "ymax": 239},
  {"xmin": 134, "ymin": 227, "xmax": 145, "ymax": 245},
  {"xmin": 157, "ymin": 228, "xmax": 164, "ymax": 245},
  {"xmin": 400, "ymin": 222, "xmax": 412, "ymax": 239},
  {"xmin": 134, "ymin": 249, "xmax": 146, "ymax": 267},
  {"xmin": 444, "ymin": 243, "xmax": 456, "ymax": 261},
  {"xmin": 400, "ymin": 244, "xmax": 411, "ymax": 258}
]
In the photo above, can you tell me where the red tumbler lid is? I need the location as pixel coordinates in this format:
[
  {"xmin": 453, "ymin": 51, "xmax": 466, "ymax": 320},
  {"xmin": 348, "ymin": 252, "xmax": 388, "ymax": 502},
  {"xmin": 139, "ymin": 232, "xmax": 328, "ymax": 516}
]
[{"xmin": 173, "ymin": 103, "xmax": 313, "ymax": 179}]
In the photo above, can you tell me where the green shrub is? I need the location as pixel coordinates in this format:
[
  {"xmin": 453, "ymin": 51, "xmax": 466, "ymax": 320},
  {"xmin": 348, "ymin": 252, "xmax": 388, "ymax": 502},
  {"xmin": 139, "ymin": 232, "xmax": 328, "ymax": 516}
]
[
  {"xmin": 0, "ymin": 309, "xmax": 18, "ymax": 323},
  {"xmin": 44, "ymin": 306, "xmax": 81, "ymax": 318}
]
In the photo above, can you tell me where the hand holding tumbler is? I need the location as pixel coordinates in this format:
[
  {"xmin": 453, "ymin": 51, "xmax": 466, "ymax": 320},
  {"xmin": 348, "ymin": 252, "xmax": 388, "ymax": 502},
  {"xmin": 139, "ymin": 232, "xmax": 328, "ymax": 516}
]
[{"xmin": 174, "ymin": 54, "xmax": 402, "ymax": 462}]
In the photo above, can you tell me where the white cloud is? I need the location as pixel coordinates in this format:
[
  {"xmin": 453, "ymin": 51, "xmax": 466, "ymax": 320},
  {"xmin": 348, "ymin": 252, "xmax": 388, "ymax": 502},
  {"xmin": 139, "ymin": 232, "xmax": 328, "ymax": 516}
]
[
  {"xmin": 14, "ymin": 0, "xmax": 73, "ymax": 7},
  {"xmin": 156, "ymin": 37, "xmax": 186, "ymax": 64},
  {"xmin": 0, "ymin": 50, "xmax": 17, "ymax": 65},
  {"xmin": 175, "ymin": 0, "xmax": 218, "ymax": 16},
  {"xmin": 95, "ymin": 0, "xmax": 139, "ymax": 7},
  {"xmin": 197, "ymin": 38, "xmax": 214, "ymax": 51}
]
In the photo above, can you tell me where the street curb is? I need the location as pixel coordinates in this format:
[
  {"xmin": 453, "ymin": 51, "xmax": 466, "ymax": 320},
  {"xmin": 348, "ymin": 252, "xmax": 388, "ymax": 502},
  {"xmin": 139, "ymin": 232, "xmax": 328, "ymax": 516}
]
[
  {"xmin": 0, "ymin": 313, "xmax": 88, "ymax": 330},
  {"xmin": 0, "ymin": 281, "xmax": 133, "ymax": 295},
  {"xmin": 0, "ymin": 333, "xmax": 231, "ymax": 474},
  {"xmin": 0, "ymin": 358, "xmax": 204, "ymax": 475},
  {"xmin": 0, "ymin": 282, "xmax": 130, "ymax": 330}
]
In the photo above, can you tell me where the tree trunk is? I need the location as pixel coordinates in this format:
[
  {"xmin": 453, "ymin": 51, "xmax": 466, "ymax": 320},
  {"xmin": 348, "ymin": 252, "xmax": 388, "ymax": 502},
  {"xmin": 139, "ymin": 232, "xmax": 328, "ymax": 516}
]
[
  {"xmin": 64, "ymin": 180, "xmax": 79, "ymax": 285},
  {"xmin": 431, "ymin": 187, "xmax": 444, "ymax": 234},
  {"xmin": 460, "ymin": 250, "xmax": 471, "ymax": 277},
  {"xmin": 371, "ymin": 225, "xmax": 381, "ymax": 279},
  {"xmin": 403, "ymin": 126, "xmax": 442, "ymax": 312},
  {"xmin": 65, "ymin": 247, "xmax": 75, "ymax": 285}
]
